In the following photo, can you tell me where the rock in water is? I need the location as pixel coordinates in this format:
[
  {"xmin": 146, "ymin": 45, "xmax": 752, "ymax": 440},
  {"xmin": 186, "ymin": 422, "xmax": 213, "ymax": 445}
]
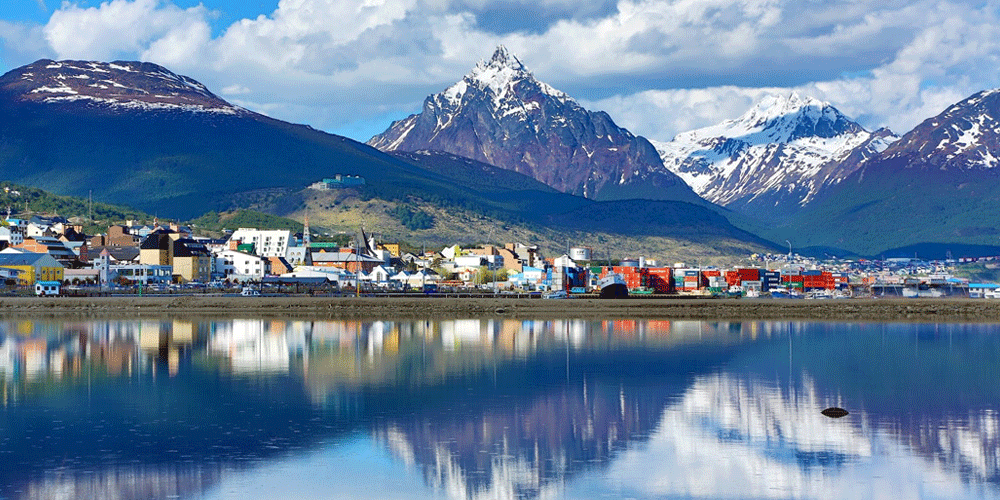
[{"xmin": 821, "ymin": 407, "xmax": 849, "ymax": 418}]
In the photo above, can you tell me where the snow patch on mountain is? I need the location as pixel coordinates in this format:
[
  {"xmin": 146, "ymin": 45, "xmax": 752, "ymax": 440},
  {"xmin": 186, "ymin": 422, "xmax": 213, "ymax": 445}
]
[
  {"xmin": 3, "ymin": 59, "xmax": 244, "ymax": 115},
  {"xmin": 877, "ymin": 89, "xmax": 1000, "ymax": 170}
]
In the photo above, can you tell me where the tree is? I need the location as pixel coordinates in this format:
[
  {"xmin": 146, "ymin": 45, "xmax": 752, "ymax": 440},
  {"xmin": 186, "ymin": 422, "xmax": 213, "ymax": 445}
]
[
  {"xmin": 473, "ymin": 266, "xmax": 508, "ymax": 285},
  {"xmin": 433, "ymin": 267, "xmax": 454, "ymax": 280}
]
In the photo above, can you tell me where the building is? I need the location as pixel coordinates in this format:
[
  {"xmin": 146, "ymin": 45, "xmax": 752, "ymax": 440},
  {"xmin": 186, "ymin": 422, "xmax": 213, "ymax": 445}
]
[
  {"xmin": 14, "ymin": 237, "xmax": 79, "ymax": 266},
  {"xmin": 89, "ymin": 225, "xmax": 139, "ymax": 247},
  {"xmin": 110, "ymin": 264, "xmax": 173, "ymax": 285},
  {"xmin": 309, "ymin": 175, "xmax": 366, "ymax": 190},
  {"xmin": 506, "ymin": 243, "xmax": 543, "ymax": 270},
  {"xmin": 85, "ymin": 246, "xmax": 140, "ymax": 265},
  {"xmin": 139, "ymin": 231, "xmax": 212, "ymax": 282},
  {"xmin": 215, "ymin": 250, "xmax": 269, "ymax": 281},
  {"xmin": 0, "ymin": 252, "xmax": 64, "ymax": 285},
  {"xmin": 266, "ymin": 256, "xmax": 293, "ymax": 275},
  {"xmin": 377, "ymin": 243, "xmax": 401, "ymax": 257},
  {"xmin": 228, "ymin": 228, "xmax": 292, "ymax": 259},
  {"xmin": 0, "ymin": 226, "xmax": 23, "ymax": 247},
  {"xmin": 309, "ymin": 249, "xmax": 384, "ymax": 273}
]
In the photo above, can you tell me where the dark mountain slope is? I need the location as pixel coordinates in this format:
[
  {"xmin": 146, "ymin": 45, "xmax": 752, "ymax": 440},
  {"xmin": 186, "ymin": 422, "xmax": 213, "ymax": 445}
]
[{"xmin": 769, "ymin": 89, "xmax": 1000, "ymax": 255}]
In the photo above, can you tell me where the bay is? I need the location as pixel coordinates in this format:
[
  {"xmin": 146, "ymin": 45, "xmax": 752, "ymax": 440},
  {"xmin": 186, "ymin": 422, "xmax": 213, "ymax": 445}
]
[{"xmin": 0, "ymin": 318, "xmax": 997, "ymax": 499}]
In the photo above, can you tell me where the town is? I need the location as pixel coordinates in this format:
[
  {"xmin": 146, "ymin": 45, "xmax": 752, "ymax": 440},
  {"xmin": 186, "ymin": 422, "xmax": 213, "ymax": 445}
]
[{"xmin": 0, "ymin": 212, "xmax": 997, "ymax": 300}]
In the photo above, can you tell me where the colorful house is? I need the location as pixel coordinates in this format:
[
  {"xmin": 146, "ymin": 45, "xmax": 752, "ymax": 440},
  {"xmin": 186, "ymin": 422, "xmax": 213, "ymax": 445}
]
[{"xmin": 0, "ymin": 252, "xmax": 64, "ymax": 285}]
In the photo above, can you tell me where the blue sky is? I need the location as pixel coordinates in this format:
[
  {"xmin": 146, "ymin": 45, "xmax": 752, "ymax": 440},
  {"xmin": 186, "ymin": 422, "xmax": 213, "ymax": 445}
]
[{"xmin": 2, "ymin": 0, "xmax": 1000, "ymax": 143}]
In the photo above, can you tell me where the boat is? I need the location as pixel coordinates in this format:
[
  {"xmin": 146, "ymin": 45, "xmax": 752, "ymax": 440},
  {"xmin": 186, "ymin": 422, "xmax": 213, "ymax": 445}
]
[
  {"xmin": 543, "ymin": 289, "xmax": 568, "ymax": 299},
  {"xmin": 598, "ymin": 273, "xmax": 628, "ymax": 299},
  {"xmin": 768, "ymin": 286, "xmax": 802, "ymax": 299}
]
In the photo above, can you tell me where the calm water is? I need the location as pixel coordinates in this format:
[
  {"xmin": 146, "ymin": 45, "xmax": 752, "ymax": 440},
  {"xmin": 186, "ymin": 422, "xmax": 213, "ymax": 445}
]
[{"xmin": 0, "ymin": 318, "xmax": 998, "ymax": 500}]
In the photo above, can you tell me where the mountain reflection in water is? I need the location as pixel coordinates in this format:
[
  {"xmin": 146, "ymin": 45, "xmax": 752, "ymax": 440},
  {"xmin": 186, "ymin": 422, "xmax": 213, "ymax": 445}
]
[{"xmin": 0, "ymin": 319, "xmax": 997, "ymax": 499}]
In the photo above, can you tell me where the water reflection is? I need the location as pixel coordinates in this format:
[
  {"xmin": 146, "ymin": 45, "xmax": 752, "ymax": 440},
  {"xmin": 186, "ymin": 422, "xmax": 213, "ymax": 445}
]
[{"xmin": 0, "ymin": 319, "xmax": 998, "ymax": 499}]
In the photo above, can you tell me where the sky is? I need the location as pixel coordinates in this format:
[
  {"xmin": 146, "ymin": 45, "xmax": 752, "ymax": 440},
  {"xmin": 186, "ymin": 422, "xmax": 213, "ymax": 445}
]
[{"xmin": 2, "ymin": 0, "xmax": 1000, "ymax": 143}]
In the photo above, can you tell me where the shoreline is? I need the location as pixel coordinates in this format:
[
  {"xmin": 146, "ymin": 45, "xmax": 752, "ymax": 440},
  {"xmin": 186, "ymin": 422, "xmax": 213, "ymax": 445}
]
[{"xmin": 1, "ymin": 296, "xmax": 999, "ymax": 322}]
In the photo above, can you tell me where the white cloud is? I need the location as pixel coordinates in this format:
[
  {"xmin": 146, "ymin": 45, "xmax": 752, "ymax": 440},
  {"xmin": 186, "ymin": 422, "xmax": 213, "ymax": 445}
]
[
  {"xmin": 220, "ymin": 84, "xmax": 251, "ymax": 96},
  {"xmin": 0, "ymin": 20, "xmax": 49, "ymax": 64},
  {"xmin": 584, "ymin": 0, "xmax": 1000, "ymax": 141},
  {"xmin": 5, "ymin": 0, "xmax": 1000, "ymax": 142},
  {"xmin": 43, "ymin": 0, "xmax": 211, "ymax": 62}
]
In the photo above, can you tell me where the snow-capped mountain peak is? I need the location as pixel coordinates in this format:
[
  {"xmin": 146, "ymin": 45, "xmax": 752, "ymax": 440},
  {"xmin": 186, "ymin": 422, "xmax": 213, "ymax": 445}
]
[
  {"xmin": 368, "ymin": 47, "xmax": 698, "ymax": 203},
  {"xmin": 0, "ymin": 59, "xmax": 244, "ymax": 115},
  {"xmin": 654, "ymin": 93, "xmax": 896, "ymax": 217},
  {"xmin": 441, "ymin": 46, "xmax": 568, "ymax": 110},
  {"xmin": 683, "ymin": 92, "xmax": 861, "ymax": 146},
  {"xmin": 875, "ymin": 88, "xmax": 1000, "ymax": 170}
]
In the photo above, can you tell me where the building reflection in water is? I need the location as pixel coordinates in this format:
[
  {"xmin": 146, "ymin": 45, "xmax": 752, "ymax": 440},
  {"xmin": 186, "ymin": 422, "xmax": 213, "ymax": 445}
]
[{"xmin": 0, "ymin": 319, "xmax": 997, "ymax": 500}]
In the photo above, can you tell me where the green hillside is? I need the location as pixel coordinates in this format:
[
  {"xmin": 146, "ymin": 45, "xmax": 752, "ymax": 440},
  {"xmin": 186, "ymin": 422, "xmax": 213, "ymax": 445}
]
[
  {"xmin": 0, "ymin": 181, "xmax": 149, "ymax": 225},
  {"xmin": 764, "ymin": 163, "xmax": 1000, "ymax": 257},
  {"xmin": 189, "ymin": 210, "xmax": 304, "ymax": 236}
]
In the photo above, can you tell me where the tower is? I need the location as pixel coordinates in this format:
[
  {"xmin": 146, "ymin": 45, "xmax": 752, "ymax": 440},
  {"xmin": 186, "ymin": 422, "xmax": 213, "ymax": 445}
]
[{"xmin": 302, "ymin": 212, "xmax": 311, "ymax": 248}]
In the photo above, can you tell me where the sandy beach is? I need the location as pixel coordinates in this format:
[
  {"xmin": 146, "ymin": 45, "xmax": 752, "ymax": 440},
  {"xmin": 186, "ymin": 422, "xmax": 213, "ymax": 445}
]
[{"xmin": 0, "ymin": 296, "xmax": 998, "ymax": 321}]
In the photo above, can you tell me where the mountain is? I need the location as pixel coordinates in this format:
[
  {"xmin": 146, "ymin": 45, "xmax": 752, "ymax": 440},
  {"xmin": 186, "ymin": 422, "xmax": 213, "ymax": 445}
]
[
  {"xmin": 0, "ymin": 59, "xmax": 522, "ymax": 220},
  {"xmin": 0, "ymin": 59, "xmax": 774, "ymax": 257},
  {"xmin": 384, "ymin": 150, "xmax": 775, "ymax": 255},
  {"xmin": 5, "ymin": 59, "xmax": 242, "ymax": 113},
  {"xmin": 652, "ymin": 94, "xmax": 897, "ymax": 219},
  {"xmin": 368, "ymin": 46, "xmax": 701, "ymax": 204},
  {"xmin": 773, "ymin": 89, "xmax": 1000, "ymax": 256}
]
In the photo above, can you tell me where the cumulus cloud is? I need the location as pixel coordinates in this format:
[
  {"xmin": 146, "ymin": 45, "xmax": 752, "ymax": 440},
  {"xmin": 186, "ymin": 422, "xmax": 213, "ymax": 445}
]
[
  {"xmin": 0, "ymin": 20, "xmax": 50, "ymax": 64},
  {"xmin": 43, "ymin": 0, "xmax": 211, "ymax": 62},
  {"xmin": 4, "ymin": 0, "xmax": 1000, "ymax": 142},
  {"xmin": 583, "ymin": 0, "xmax": 1000, "ymax": 141}
]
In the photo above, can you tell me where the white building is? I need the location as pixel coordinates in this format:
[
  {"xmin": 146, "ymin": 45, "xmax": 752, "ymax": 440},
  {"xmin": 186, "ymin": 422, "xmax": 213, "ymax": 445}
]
[
  {"xmin": 215, "ymin": 250, "xmax": 268, "ymax": 280},
  {"xmin": 285, "ymin": 246, "xmax": 309, "ymax": 266},
  {"xmin": 281, "ymin": 267, "xmax": 352, "ymax": 285},
  {"xmin": 441, "ymin": 245, "xmax": 461, "ymax": 260},
  {"xmin": 229, "ymin": 228, "xmax": 291, "ymax": 258},
  {"xmin": 553, "ymin": 255, "xmax": 577, "ymax": 269},
  {"xmin": 395, "ymin": 269, "xmax": 439, "ymax": 289},
  {"xmin": 0, "ymin": 226, "xmax": 23, "ymax": 246},
  {"xmin": 26, "ymin": 222, "xmax": 51, "ymax": 238},
  {"xmin": 455, "ymin": 255, "xmax": 488, "ymax": 270},
  {"xmin": 369, "ymin": 265, "xmax": 394, "ymax": 284},
  {"xmin": 110, "ymin": 264, "xmax": 173, "ymax": 285}
]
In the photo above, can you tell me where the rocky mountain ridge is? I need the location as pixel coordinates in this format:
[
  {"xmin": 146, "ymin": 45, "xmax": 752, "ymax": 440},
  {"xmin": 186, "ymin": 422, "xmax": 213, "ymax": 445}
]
[{"xmin": 368, "ymin": 46, "xmax": 700, "ymax": 204}]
